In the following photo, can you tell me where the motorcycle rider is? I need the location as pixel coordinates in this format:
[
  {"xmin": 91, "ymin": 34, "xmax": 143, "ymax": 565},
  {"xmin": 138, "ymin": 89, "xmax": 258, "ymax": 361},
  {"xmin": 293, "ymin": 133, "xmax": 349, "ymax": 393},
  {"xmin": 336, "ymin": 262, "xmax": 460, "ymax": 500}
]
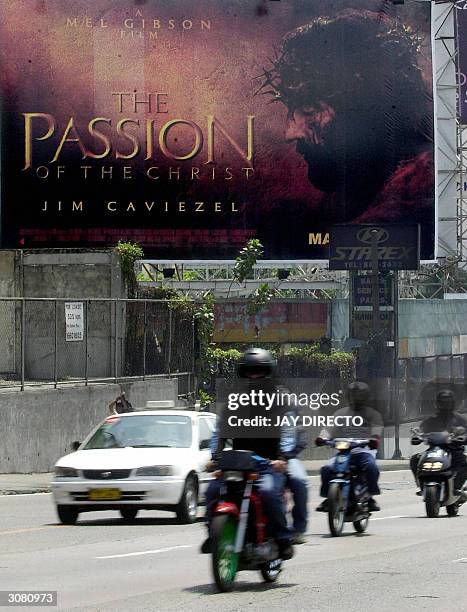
[
  {"xmin": 201, "ymin": 348, "xmax": 294, "ymax": 559},
  {"xmin": 315, "ymin": 381, "xmax": 383, "ymax": 513},
  {"xmin": 410, "ymin": 388, "xmax": 467, "ymax": 495},
  {"xmin": 278, "ymin": 390, "xmax": 309, "ymax": 544}
]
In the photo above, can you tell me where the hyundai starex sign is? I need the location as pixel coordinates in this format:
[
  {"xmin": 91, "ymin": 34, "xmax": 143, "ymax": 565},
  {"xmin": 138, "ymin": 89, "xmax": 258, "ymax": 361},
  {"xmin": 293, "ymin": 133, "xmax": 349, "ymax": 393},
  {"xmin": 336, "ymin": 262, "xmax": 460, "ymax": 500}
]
[{"xmin": 329, "ymin": 224, "xmax": 420, "ymax": 271}]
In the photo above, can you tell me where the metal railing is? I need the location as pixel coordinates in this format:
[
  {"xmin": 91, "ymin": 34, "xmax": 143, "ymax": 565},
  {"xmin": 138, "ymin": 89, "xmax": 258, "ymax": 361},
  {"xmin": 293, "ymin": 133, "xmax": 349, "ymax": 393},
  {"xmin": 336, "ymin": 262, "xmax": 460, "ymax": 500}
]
[{"xmin": 0, "ymin": 298, "xmax": 195, "ymax": 392}]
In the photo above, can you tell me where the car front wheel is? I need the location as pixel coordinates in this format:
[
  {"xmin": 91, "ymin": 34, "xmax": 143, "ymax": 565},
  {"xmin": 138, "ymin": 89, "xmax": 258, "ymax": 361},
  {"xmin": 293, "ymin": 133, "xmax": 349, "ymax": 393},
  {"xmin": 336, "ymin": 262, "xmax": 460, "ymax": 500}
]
[
  {"xmin": 120, "ymin": 508, "xmax": 138, "ymax": 521},
  {"xmin": 56, "ymin": 504, "xmax": 79, "ymax": 525},
  {"xmin": 176, "ymin": 476, "xmax": 198, "ymax": 523}
]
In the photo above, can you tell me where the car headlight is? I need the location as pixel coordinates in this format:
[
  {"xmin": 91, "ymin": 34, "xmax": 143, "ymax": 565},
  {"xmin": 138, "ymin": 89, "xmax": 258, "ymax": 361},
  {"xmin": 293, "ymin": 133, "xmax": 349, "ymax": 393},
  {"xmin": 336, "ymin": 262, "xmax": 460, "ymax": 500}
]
[
  {"xmin": 55, "ymin": 466, "xmax": 79, "ymax": 477},
  {"xmin": 135, "ymin": 465, "xmax": 174, "ymax": 476}
]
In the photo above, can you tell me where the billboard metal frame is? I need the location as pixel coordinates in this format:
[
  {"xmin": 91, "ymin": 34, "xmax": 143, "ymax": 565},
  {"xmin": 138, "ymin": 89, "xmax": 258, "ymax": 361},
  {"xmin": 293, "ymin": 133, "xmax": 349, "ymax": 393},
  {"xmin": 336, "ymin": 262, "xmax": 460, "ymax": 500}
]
[
  {"xmin": 435, "ymin": 1, "xmax": 459, "ymax": 260},
  {"xmin": 456, "ymin": 0, "xmax": 467, "ymax": 263}
]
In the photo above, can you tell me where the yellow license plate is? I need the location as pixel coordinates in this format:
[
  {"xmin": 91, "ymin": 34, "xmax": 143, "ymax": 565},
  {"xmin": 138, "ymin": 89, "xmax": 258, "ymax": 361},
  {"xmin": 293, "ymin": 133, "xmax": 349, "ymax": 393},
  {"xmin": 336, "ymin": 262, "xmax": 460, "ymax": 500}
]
[{"xmin": 88, "ymin": 488, "xmax": 122, "ymax": 501}]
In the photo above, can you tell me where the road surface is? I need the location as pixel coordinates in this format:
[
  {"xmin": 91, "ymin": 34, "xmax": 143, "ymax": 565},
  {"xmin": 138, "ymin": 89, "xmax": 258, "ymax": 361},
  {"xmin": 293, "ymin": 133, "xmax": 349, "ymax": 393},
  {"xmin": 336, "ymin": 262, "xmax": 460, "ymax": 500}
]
[{"xmin": 0, "ymin": 471, "xmax": 465, "ymax": 611}]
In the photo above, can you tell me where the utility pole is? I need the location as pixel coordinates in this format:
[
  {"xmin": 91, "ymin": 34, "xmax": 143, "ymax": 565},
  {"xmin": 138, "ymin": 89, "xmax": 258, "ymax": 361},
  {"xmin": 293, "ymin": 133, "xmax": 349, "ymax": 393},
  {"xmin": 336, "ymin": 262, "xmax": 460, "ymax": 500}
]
[
  {"xmin": 370, "ymin": 228, "xmax": 402, "ymax": 458},
  {"xmin": 370, "ymin": 228, "xmax": 381, "ymax": 356},
  {"xmin": 392, "ymin": 271, "xmax": 402, "ymax": 459},
  {"xmin": 370, "ymin": 228, "xmax": 382, "ymax": 378}
]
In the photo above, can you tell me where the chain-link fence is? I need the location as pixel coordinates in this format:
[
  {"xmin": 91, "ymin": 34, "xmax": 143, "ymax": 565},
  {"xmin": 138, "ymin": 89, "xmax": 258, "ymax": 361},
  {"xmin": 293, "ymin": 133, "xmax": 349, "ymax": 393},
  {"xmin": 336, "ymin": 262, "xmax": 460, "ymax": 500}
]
[{"xmin": 0, "ymin": 298, "xmax": 195, "ymax": 392}]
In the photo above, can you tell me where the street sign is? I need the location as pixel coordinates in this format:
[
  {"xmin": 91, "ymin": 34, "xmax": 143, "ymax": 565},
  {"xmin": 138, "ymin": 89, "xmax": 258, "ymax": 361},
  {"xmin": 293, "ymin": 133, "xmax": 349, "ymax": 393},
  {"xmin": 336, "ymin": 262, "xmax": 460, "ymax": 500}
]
[
  {"xmin": 329, "ymin": 224, "xmax": 420, "ymax": 270},
  {"xmin": 352, "ymin": 272, "xmax": 393, "ymax": 307},
  {"xmin": 351, "ymin": 310, "xmax": 394, "ymax": 341},
  {"xmin": 65, "ymin": 302, "xmax": 84, "ymax": 342}
]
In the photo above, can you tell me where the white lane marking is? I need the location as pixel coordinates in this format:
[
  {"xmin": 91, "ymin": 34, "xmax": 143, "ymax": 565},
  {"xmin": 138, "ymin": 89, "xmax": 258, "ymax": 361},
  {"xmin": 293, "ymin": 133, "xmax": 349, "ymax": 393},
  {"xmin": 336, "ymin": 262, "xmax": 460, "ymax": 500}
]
[
  {"xmin": 0, "ymin": 525, "xmax": 66, "ymax": 536},
  {"xmin": 378, "ymin": 470, "xmax": 412, "ymax": 474},
  {"xmin": 371, "ymin": 515, "xmax": 409, "ymax": 521},
  {"xmin": 382, "ymin": 480, "xmax": 415, "ymax": 484},
  {"xmin": 95, "ymin": 545, "xmax": 193, "ymax": 559},
  {"xmin": 452, "ymin": 557, "xmax": 467, "ymax": 563}
]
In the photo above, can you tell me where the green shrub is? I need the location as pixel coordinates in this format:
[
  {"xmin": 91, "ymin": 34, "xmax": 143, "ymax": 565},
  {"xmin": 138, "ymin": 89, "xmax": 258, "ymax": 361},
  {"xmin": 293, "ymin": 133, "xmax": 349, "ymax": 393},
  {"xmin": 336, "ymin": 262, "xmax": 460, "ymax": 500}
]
[
  {"xmin": 284, "ymin": 345, "xmax": 355, "ymax": 379},
  {"xmin": 203, "ymin": 343, "xmax": 355, "ymax": 382}
]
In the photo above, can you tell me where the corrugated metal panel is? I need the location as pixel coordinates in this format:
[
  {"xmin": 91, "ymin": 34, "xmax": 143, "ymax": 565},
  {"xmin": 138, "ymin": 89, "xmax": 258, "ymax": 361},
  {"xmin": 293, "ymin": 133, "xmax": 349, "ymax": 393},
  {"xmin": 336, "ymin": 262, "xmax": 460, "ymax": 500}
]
[
  {"xmin": 399, "ymin": 299, "xmax": 467, "ymax": 337},
  {"xmin": 331, "ymin": 299, "xmax": 349, "ymax": 341}
]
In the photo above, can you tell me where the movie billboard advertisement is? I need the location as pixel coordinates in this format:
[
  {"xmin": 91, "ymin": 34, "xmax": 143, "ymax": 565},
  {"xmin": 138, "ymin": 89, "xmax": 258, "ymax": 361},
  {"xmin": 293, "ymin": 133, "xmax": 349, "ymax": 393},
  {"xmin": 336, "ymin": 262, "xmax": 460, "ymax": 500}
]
[{"xmin": 0, "ymin": 1, "xmax": 435, "ymax": 260}]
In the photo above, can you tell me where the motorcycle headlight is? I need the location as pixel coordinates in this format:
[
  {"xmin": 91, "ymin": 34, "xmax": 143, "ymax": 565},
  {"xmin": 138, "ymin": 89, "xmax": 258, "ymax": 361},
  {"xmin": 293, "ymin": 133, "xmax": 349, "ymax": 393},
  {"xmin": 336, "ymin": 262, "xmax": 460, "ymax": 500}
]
[
  {"xmin": 135, "ymin": 465, "xmax": 174, "ymax": 476},
  {"xmin": 223, "ymin": 470, "xmax": 243, "ymax": 482},
  {"xmin": 335, "ymin": 441, "xmax": 351, "ymax": 450},
  {"xmin": 55, "ymin": 466, "xmax": 79, "ymax": 478},
  {"xmin": 422, "ymin": 461, "xmax": 443, "ymax": 471}
]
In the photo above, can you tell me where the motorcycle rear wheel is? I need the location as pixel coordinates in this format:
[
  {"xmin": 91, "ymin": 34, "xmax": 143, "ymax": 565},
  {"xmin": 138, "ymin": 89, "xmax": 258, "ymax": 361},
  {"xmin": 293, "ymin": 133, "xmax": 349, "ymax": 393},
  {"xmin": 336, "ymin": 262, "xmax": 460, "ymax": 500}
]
[
  {"xmin": 211, "ymin": 515, "xmax": 239, "ymax": 592},
  {"xmin": 328, "ymin": 482, "xmax": 345, "ymax": 537},
  {"xmin": 424, "ymin": 485, "xmax": 441, "ymax": 518},
  {"xmin": 260, "ymin": 559, "xmax": 282, "ymax": 583}
]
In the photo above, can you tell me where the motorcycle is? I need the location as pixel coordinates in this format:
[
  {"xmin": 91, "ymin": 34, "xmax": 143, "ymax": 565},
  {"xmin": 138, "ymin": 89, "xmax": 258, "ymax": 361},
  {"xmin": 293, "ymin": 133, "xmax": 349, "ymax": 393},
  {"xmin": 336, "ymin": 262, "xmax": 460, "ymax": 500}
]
[
  {"xmin": 321, "ymin": 438, "xmax": 374, "ymax": 537},
  {"xmin": 411, "ymin": 427, "xmax": 467, "ymax": 518},
  {"xmin": 209, "ymin": 449, "xmax": 285, "ymax": 592}
]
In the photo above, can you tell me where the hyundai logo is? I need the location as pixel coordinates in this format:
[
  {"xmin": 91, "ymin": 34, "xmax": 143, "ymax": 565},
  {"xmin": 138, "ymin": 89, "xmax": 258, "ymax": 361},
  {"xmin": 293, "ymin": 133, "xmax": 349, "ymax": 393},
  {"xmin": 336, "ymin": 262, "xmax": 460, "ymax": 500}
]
[
  {"xmin": 357, "ymin": 228, "xmax": 389, "ymax": 245},
  {"xmin": 101, "ymin": 471, "xmax": 112, "ymax": 478}
]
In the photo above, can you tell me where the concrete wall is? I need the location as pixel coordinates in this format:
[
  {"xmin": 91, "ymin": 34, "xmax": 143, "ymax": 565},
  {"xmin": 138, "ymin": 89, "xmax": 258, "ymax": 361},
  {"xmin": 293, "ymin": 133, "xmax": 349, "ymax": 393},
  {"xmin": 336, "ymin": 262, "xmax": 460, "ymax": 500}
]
[
  {"xmin": 0, "ymin": 250, "xmax": 127, "ymax": 380},
  {"xmin": 21, "ymin": 251, "xmax": 124, "ymax": 298},
  {"xmin": 22, "ymin": 251, "xmax": 125, "ymax": 380},
  {"xmin": 0, "ymin": 252, "xmax": 21, "ymax": 374},
  {"xmin": 0, "ymin": 377, "xmax": 178, "ymax": 473}
]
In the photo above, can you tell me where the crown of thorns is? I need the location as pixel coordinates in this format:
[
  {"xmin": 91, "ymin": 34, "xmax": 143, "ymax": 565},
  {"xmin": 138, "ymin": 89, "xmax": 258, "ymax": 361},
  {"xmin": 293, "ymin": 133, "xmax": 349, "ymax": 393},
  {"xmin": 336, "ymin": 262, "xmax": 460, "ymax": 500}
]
[{"xmin": 257, "ymin": 11, "xmax": 425, "ymax": 107}]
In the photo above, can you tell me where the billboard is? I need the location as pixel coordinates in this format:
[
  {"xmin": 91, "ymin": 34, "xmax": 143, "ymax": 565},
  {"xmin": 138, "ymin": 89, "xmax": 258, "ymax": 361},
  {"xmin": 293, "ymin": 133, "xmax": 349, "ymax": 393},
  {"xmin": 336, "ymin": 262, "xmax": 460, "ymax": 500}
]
[
  {"xmin": 0, "ymin": 1, "xmax": 435, "ymax": 259},
  {"xmin": 213, "ymin": 301, "xmax": 328, "ymax": 343}
]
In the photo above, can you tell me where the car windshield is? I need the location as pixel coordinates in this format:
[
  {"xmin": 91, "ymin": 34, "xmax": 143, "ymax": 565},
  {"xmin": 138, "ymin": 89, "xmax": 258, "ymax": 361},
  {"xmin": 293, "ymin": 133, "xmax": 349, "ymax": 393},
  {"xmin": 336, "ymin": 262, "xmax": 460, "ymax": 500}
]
[{"xmin": 83, "ymin": 415, "xmax": 192, "ymax": 449}]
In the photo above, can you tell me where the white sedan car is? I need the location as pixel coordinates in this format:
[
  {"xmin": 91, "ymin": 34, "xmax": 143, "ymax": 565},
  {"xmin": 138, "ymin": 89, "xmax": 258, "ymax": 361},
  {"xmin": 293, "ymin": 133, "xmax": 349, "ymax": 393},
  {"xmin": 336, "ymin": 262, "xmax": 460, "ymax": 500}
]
[{"xmin": 51, "ymin": 410, "xmax": 216, "ymax": 525}]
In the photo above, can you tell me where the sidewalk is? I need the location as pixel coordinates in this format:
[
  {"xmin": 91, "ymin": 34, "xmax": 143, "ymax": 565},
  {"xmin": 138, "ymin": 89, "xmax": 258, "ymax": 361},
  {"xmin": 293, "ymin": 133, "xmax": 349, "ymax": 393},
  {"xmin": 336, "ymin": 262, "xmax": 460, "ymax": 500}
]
[
  {"xmin": 0, "ymin": 460, "xmax": 410, "ymax": 496},
  {"xmin": 0, "ymin": 473, "xmax": 52, "ymax": 495}
]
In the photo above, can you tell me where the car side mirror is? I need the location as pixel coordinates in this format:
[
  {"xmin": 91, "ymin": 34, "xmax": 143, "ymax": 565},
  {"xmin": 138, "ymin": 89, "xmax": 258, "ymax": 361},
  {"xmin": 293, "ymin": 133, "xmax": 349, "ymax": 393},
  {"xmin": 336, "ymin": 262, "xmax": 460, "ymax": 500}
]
[
  {"xmin": 199, "ymin": 439, "xmax": 210, "ymax": 451},
  {"xmin": 71, "ymin": 441, "xmax": 81, "ymax": 452}
]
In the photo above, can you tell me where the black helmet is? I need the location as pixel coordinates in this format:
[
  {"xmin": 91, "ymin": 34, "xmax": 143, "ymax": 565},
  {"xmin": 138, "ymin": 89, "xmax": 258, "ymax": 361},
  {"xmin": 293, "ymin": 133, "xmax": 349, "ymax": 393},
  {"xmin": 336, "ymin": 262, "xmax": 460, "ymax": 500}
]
[
  {"xmin": 237, "ymin": 348, "xmax": 276, "ymax": 379},
  {"xmin": 436, "ymin": 388, "xmax": 456, "ymax": 412},
  {"xmin": 347, "ymin": 381, "xmax": 370, "ymax": 409},
  {"xmin": 348, "ymin": 381, "xmax": 369, "ymax": 394}
]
